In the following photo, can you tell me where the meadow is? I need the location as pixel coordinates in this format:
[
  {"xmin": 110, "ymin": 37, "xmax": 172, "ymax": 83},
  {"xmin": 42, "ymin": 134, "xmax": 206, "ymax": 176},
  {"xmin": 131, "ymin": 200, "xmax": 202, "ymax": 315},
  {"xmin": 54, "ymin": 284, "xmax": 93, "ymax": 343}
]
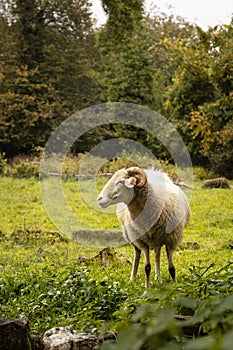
[{"xmin": 0, "ymin": 173, "xmax": 232, "ymax": 349}]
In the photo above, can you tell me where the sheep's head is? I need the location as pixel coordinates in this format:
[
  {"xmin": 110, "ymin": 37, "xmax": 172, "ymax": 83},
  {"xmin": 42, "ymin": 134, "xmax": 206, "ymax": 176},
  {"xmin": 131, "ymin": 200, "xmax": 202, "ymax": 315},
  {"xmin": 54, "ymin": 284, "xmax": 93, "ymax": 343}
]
[{"xmin": 97, "ymin": 167, "xmax": 147, "ymax": 208}]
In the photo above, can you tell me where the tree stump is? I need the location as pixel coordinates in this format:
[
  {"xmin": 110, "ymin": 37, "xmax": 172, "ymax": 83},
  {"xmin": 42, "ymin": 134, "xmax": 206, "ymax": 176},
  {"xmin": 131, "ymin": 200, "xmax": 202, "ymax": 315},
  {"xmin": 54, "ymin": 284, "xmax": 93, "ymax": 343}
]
[{"xmin": 0, "ymin": 318, "xmax": 32, "ymax": 350}]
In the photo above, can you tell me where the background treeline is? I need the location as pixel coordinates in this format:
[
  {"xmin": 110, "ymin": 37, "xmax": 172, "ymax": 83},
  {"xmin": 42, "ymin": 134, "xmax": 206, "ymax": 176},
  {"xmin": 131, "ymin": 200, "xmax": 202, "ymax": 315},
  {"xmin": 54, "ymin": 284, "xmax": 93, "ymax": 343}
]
[{"xmin": 0, "ymin": 0, "xmax": 232, "ymax": 177}]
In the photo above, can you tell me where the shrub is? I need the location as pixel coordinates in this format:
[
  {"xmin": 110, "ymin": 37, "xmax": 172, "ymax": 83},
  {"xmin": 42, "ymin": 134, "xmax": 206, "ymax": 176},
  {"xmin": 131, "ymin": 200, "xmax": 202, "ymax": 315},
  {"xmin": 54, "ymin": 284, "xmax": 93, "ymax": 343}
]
[
  {"xmin": 0, "ymin": 153, "xmax": 8, "ymax": 175},
  {"xmin": 192, "ymin": 166, "xmax": 219, "ymax": 181},
  {"xmin": 10, "ymin": 161, "xmax": 39, "ymax": 178}
]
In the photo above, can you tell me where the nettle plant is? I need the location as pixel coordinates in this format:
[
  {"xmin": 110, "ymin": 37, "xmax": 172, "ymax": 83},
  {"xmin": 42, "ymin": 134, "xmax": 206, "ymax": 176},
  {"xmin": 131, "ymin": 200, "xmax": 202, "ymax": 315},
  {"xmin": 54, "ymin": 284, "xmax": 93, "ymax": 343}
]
[
  {"xmin": 102, "ymin": 262, "xmax": 233, "ymax": 350},
  {"xmin": 0, "ymin": 264, "xmax": 128, "ymax": 334}
]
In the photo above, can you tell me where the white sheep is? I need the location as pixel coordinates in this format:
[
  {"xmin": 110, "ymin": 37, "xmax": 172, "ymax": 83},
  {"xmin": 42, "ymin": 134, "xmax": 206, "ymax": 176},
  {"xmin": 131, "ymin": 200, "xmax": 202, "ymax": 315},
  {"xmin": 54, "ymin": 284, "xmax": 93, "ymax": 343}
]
[{"xmin": 97, "ymin": 167, "xmax": 190, "ymax": 289}]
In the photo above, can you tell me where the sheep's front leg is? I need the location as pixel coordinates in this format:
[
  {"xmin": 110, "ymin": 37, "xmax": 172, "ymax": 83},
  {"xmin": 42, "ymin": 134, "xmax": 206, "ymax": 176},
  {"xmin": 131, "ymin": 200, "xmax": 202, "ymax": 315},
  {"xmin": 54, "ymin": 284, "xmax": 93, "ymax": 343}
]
[
  {"xmin": 154, "ymin": 247, "xmax": 161, "ymax": 282},
  {"xmin": 143, "ymin": 246, "xmax": 151, "ymax": 289},
  {"xmin": 130, "ymin": 245, "xmax": 141, "ymax": 281}
]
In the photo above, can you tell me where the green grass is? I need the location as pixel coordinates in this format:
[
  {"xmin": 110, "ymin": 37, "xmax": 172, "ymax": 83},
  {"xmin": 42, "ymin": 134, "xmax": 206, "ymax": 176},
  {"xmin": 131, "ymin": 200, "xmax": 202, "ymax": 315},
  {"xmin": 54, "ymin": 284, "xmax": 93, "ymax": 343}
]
[
  {"xmin": 0, "ymin": 176, "xmax": 232, "ymax": 348},
  {"xmin": 0, "ymin": 177, "xmax": 56, "ymax": 233}
]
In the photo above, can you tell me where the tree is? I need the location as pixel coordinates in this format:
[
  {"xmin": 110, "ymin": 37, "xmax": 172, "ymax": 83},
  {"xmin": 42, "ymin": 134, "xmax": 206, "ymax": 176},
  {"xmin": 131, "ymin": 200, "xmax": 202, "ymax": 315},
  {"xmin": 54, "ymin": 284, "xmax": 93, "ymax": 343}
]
[
  {"xmin": 93, "ymin": 0, "xmax": 159, "ymax": 158},
  {"xmin": 163, "ymin": 21, "xmax": 233, "ymax": 175},
  {"xmin": 0, "ymin": 0, "xmax": 58, "ymax": 155},
  {"xmin": 0, "ymin": 0, "xmax": 101, "ymax": 156},
  {"xmin": 13, "ymin": 0, "xmax": 46, "ymax": 69},
  {"xmin": 190, "ymin": 22, "xmax": 233, "ymax": 176},
  {"xmin": 143, "ymin": 10, "xmax": 196, "ymax": 113},
  {"xmin": 98, "ymin": 0, "xmax": 154, "ymax": 107},
  {"xmin": 40, "ymin": 0, "xmax": 102, "ymax": 114}
]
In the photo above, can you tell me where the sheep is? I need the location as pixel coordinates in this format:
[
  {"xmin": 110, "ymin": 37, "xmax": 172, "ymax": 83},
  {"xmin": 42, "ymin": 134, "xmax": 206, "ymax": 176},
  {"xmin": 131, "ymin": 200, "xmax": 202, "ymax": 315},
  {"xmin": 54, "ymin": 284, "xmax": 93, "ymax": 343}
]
[{"xmin": 97, "ymin": 167, "xmax": 190, "ymax": 289}]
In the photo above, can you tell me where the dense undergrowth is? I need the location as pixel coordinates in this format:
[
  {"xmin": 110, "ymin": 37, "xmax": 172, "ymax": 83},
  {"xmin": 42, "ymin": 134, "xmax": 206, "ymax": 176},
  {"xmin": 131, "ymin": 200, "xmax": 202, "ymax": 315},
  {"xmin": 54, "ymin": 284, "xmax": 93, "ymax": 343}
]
[{"xmin": 0, "ymin": 164, "xmax": 232, "ymax": 349}]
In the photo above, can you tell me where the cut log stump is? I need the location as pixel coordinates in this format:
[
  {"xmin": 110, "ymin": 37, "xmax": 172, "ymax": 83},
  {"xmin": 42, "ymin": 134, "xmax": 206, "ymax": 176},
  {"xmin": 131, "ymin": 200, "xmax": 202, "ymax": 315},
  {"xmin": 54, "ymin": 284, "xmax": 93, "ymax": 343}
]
[{"xmin": 0, "ymin": 318, "xmax": 33, "ymax": 350}]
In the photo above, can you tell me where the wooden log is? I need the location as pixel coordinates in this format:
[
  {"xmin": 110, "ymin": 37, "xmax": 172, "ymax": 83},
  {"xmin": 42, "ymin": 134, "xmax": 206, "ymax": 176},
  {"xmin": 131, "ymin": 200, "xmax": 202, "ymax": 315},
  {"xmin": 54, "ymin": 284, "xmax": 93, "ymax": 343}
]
[{"xmin": 202, "ymin": 177, "xmax": 233, "ymax": 189}]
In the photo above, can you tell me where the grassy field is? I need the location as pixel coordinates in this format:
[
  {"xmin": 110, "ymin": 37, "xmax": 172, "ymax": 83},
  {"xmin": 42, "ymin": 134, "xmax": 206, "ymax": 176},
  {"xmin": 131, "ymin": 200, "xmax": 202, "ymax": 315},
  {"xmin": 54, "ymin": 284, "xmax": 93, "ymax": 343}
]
[{"xmin": 0, "ymin": 175, "xmax": 232, "ymax": 348}]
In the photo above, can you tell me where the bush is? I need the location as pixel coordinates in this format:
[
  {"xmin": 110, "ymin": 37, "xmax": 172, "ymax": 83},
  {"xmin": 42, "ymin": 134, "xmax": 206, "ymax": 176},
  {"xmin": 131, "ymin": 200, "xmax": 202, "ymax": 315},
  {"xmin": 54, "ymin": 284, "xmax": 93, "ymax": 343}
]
[
  {"xmin": 0, "ymin": 153, "xmax": 8, "ymax": 175},
  {"xmin": 2, "ymin": 151, "xmax": 222, "ymax": 181},
  {"xmin": 193, "ymin": 166, "xmax": 219, "ymax": 181},
  {"xmin": 10, "ymin": 161, "xmax": 39, "ymax": 178}
]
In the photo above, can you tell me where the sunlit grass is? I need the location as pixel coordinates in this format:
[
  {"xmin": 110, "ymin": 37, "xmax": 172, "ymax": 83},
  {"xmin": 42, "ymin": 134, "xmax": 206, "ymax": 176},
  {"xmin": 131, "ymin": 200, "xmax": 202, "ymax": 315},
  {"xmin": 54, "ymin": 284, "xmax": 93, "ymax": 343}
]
[{"xmin": 0, "ymin": 175, "xmax": 232, "ymax": 335}]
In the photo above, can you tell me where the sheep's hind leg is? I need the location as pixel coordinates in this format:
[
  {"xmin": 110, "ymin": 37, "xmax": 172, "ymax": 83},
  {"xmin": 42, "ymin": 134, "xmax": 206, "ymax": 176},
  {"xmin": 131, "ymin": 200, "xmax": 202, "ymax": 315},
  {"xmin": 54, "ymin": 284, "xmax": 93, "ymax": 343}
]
[
  {"xmin": 154, "ymin": 247, "xmax": 162, "ymax": 283},
  {"xmin": 130, "ymin": 245, "xmax": 141, "ymax": 281},
  {"xmin": 166, "ymin": 246, "xmax": 176, "ymax": 282},
  {"xmin": 143, "ymin": 246, "xmax": 151, "ymax": 289}
]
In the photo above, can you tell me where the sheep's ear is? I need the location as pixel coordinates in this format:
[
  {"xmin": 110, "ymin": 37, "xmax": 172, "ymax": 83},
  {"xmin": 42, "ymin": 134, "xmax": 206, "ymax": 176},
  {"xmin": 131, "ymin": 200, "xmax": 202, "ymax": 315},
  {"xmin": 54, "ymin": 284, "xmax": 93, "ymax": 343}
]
[{"xmin": 125, "ymin": 177, "xmax": 136, "ymax": 188}]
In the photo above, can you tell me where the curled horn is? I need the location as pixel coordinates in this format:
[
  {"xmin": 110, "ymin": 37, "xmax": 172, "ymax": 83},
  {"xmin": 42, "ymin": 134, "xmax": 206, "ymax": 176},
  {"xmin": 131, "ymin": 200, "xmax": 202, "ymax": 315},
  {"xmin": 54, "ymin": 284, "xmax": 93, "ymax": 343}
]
[{"xmin": 126, "ymin": 167, "xmax": 147, "ymax": 188}]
